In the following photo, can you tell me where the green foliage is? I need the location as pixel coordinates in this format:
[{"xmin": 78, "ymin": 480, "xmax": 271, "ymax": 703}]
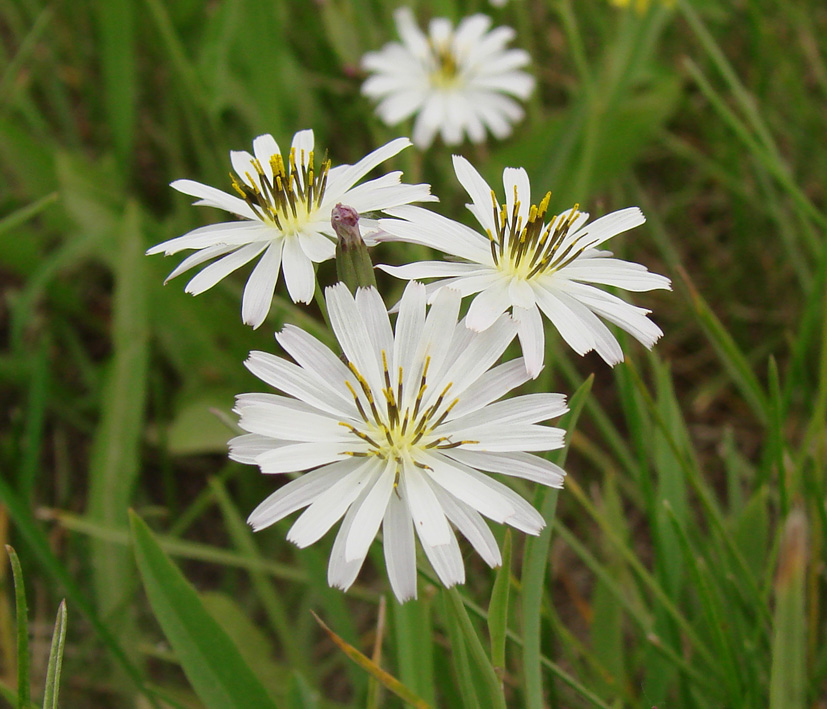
[{"xmin": 2, "ymin": 0, "xmax": 826, "ymax": 706}]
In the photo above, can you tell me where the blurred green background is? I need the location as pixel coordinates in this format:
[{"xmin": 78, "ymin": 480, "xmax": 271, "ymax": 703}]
[{"xmin": 1, "ymin": 0, "xmax": 826, "ymax": 706}]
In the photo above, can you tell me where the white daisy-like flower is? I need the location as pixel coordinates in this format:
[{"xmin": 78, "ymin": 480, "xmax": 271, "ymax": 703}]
[
  {"xmin": 377, "ymin": 156, "xmax": 672, "ymax": 377},
  {"xmin": 146, "ymin": 130, "xmax": 434, "ymax": 328},
  {"xmin": 231, "ymin": 281, "xmax": 568, "ymax": 602},
  {"xmin": 361, "ymin": 9, "xmax": 534, "ymax": 149}
]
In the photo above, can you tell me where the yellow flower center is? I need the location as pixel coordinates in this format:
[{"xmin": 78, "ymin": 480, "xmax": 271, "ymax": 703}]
[
  {"xmin": 231, "ymin": 148, "xmax": 331, "ymax": 233},
  {"xmin": 485, "ymin": 190, "xmax": 586, "ymax": 281},
  {"xmin": 430, "ymin": 42, "xmax": 460, "ymax": 89},
  {"xmin": 339, "ymin": 353, "xmax": 473, "ymax": 483}
]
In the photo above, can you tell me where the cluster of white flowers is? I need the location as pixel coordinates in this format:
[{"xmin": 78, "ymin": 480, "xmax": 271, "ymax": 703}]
[{"xmin": 148, "ymin": 9, "xmax": 670, "ymax": 603}]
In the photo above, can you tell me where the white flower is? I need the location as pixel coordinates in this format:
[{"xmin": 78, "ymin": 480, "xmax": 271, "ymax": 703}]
[
  {"xmin": 231, "ymin": 282, "xmax": 567, "ymax": 602},
  {"xmin": 146, "ymin": 130, "xmax": 434, "ymax": 328},
  {"xmin": 361, "ymin": 9, "xmax": 534, "ymax": 149},
  {"xmin": 377, "ymin": 156, "xmax": 672, "ymax": 377}
]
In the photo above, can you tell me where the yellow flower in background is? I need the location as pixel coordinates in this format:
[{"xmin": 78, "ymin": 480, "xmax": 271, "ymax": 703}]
[{"xmin": 608, "ymin": 0, "xmax": 674, "ymax": 12}]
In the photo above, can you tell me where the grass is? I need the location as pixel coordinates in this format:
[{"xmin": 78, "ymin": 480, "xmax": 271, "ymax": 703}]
[{"xmin": 1, "ymin": 0, "xmax": 826, "ymax": 706}]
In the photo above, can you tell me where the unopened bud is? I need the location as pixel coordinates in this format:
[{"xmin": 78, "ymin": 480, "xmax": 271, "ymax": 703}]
[{"xmin": 332, "ymin": 203, "xmax": 377, "ymax": 293}]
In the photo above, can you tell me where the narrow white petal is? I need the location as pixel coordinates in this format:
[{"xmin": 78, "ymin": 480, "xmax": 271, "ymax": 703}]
[
  {"xmin": 452, "ymin": 155, "xmax": 497, "ymax": 236},
  {"xmin": 533, "ymin": 287, "xmax": 601, "ymax": 358},
  {"xmin": 327, "ymin": 486, "xmax": 372, "ymax": 592},
  {"xmin": 394, "ymin": 282, "xmax": 427, "ymax": 396},
  {"xmin": 459, "ymin": 424, "xmax": 565, "ymax": 453},
  {"xmin": 245, "ymin": 351, "xmax": 353, "ymax": 417},
  {"xmin": 555, "ymin": 290, "xmax": 624, "ymax": 365},
  {"xmin": 400, "ymin": 462, "xmax": 452, "ymax": 547},
  {"xmin": 275, "ymin": 326, "xmax": 355, "ymax": 404},
  {"xmin": 282, "ymin": 236, "xmax": 315, "ymax": 304},
  {"xmin": 162, "ymin": 244, "xmax": 235, "ymax": 282},
  {"xmin": 559, "ymin": 256, "xmax": 671, "ymax": 292},
  {"xmin": 333, "ymin": 138, "xmax": 411, "ymax": 194},
  {"xmin": 417, "ymin": 526, "xmax": 465, "ymax": 588},
  {"xmin": 257, "ymin": 441, "xmax": 350, "ymax": 474},
  {"xmin": 242, "ymin": 241, "xmax": 283, "ymax": 328},
  {"xmin": 230, "ymin": 150, "xmax": 257, "ymax": 186},
  {"xmin": 247, "ymin": 459, "xmax": 361, "ymax": 531},
  {"xmin": 419, "ymin": 451, "xmax": 516, "ymax": 524},
  {"xmin": 465, "ymin": 281, "xmax": 512, "ymax": 332},
  {"xmin": 446, "ymin": 449, "xmax": 567, "ymax": 488},
  {"xmin": 287, "ymin": 461, "xmax": 379, "ymax": 547},
  {"xmin": 356, "ymin": 287, "xmax": 394, "ymax": 360},
  {"xmin": 185, "ymin": 242, "xmax": 267, "ymax": 296},
  {"xmin": 326, "ymin": 283, "xmax": 385, "ymax": 399},
  {"xmin": 377, "ymin": 261, "xmax": 483, "ymax": 281},
  {"xmin": 432, "ymin": 486, "xmax": 501, "ymax": 568},
  {"xmin": 383, "ymin": 493, "xmax": 418, "ymax": 602},
  {"xmin": 228, "ymin": 433, "xmax": 280, "ymax": 465},
  {"xmin": 148, "ymin": 222, "xmax": 271, "ymax": 256},
  {"xmin": 513, "ymin": 305, "xmax": 545, "ymax": 378},
  {"xmin": 444, "ymin": 392, "xmax": 567, "ymax": 431},
  {"xmin": 252, "ymin": 134, "xmax": 280, "ymax": 182},
  {"xmin": 502, "ymin": 167, "xmax": 531, "ymax": 227},
  {"xmin": 447, "ymin": 359, "xmax": 532, "ymax": 421},
  {"xmin": 170, "ymin": 179, "xmax": 255, "ymax": 219},
  {"xmin": 297, "ymin": 229, "xmax": 336, "ymax": 263},
  {"xmin": 235, "ymin": 402, "xmax": 348, "ymax": 442},
  {"xmin": 344, "ymin": 459, "xmax": 395, "ymax": 562}
]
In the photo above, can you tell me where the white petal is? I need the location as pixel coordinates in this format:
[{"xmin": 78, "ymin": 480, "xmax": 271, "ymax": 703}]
[
  {"xmin": 513, "ymin": 305, "xmax": 545, "ymax": 378},
  {"xmin": 297, "ymin": 229, "xmax": 336, "ymax": 263},
  {"xmin": 447, "ymin": 359, "xmax": 532, "ymax": 421},
  {"xmin": 452, "ymin": 155, "xmax": 497, "ymax": 236},
  {"xmin": 228, "ymin": 433, "xmax": 281, "ymax": 465},
  {"xmin": 247, "ymin": 459, "xmax": 361, "ymax": 531},
  {"xmin": 344, "ymin": 459, "xmax": 395, "ymax": 562},
  {"xmin": 444, "ymin": 392, "xmax": 567, "ymax": 431},
  {"xmin": 235, "ymin": 401, "xmax": 348, "ymax": 442},
  {"xmin": 419, "ymin": 451, "xmax": 516, "ymax": 524},
  {"xmin": 184, "ymin": 242, "xmax": 267, "ymax": 296},
  {"xmin": 356, "ymin": 286, "xmax": 395, "ymax": 361},
  {"xmin": 417, "ymin": 525, "xmax": 465, "ymax": 588},
  {"xmin": 170, "ymin": 179, "xmax": 256, "ymax": 219},
  {"xmin": 431, "ymin": 486, "xmax": 501, "ymax": 568},
  {"xmin": 326, "ymin": 283, "xmax": 385, "ymax": 399},
  {"xmin": 245, "ymin": 351, "xmax": 353, "ymax": 417},
  {"xmin": 446, "ymin": 449, "xmax": 566, "ymax": 488},
  {"xmin": 331, "ymin": 138, "xmax": 411, "ymax": 195},
  {"xmin": 242, "ymin": 241, "xmax": 283, "ymax": 328},
  {"xmin": 253, "ymin": 134, "xmax": 280, "ymax": 182},
  {"xmin": 377, "ymin": 261, "xmax": 483, "ymax": 281},
  {"xmin": 383, "ymin": 493, "xmax": 418, "ymax": 602},
  {"xmin": 459, "ymin": 424, "xmax": 565, "ymax": 453},
  {"xmin": 559, "ymin": 256, "xmax": 671, "ymax": 292},
  {"xmin": 282, "ymin": 235, "xmax": 316, "ymax": 304},
  {"xmin": 327, "ymin": 485, "xmax": 372, "ymax": 592},
  {"xmin": 257, "ymin": 441, "xmax": 350, "ymax": 474},
  {"xmin": 287, "ymin": 461, "xmax": 379, "ymax": 546},
  {"xmin": 231, "ymin": 150, "xmax": 258, "ymax": 187},
  {"xmin": 502, "ymin": 167, "xmax": 531, "ymax": 228},
  {"xmin": 275, "ymin": 326, "xmax": 355, "ymax": 405},
  {"xmin": 393, "ymin": 282, "xmax": 427, "ymax": 396},
  {"xmin": 465, "ymin": 280, "xmax": 512, "ymax": 331},
  {"xmin": 162, "ymin": 244, "xmax": 235, "ymax": 282},
  {"xmin": 400, "ymin": 462, "xmax": 452, "ymax": 547},
  {"xmin": 148, "ymin": 222, "xmax": 271, "ymax": 255}
]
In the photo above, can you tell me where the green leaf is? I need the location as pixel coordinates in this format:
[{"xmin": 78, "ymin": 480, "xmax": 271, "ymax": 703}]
[
  {"xmin": 42, "ymin": 600, "xmax": 67, "ymax": 709},
  {"xmin": 6, "ymin": 546, "xmax": 30, "ymax": 709},
  {"xmin": 129, "ymin": 511, "xmax": 281, "ymax": 709},
  {"xmin": 488, "ymin": 529, "xmax": 511, "ymax": 675},
  {"xmin": 769, "ymin": 510, "xmax": 807, "ymax": 709}
]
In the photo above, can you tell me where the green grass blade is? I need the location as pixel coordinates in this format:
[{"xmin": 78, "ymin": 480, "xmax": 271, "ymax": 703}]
[
  {"xmin": 86, "ymin": 201, "xmax": 148, "ymax": 645},
  {"xmin": 488, "ymin": 529, "xmax": 511, "ymax": 676},
  {"xmin": 445, "ymin": 587, "xmax": 506, "ymax": 709},
  {"xmin": 769, "ymin": 510, "xmax": 807, "ymax": 709},
  {"xmin": 0, "ymin": 480, "xmax": 157, "ymax": 703},
  {"xmin": 41, "ymin": 600, "xmax": 67, "ymax": 709},
  {"xmin": 5, "ymin": 546, "xmax": 30, "ymax": 709},
  {"xmin": 393, "ymin": 598, "xmax": 436, "ymax": 705},
  {"xmin": 129, "ymin": 511, "xmax": 281, "ymax": 709},
  {"xmin": 521, "ymin": 374, "xmax": 592, "ymax": 708},
  {"xmin": 95, "ymin": 0, "xmax": 135, "ymax": 168},
  {"xmin": 0, "ymin": 193, "xmax": 58, "ymax": 237},
  {"xmin": 441, "ymin": 592, "xmax": 482, "ymax": 709}
]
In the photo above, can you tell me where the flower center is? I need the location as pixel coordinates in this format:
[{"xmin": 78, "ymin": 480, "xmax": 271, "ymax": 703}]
[
  {"xmin": 430, "ymin": 42, "xmax": 460, "ymax": 88},
  {"xmin": 485, "ymin": 190, "xmax": 588, "ymax": 281},
  {"xmin": 339, "ymin": 353, "xmax": 471, "ymax": 481},
  {"xmin": 231, "ymin": 148, "xmax": 331, "ymax": 232}
]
